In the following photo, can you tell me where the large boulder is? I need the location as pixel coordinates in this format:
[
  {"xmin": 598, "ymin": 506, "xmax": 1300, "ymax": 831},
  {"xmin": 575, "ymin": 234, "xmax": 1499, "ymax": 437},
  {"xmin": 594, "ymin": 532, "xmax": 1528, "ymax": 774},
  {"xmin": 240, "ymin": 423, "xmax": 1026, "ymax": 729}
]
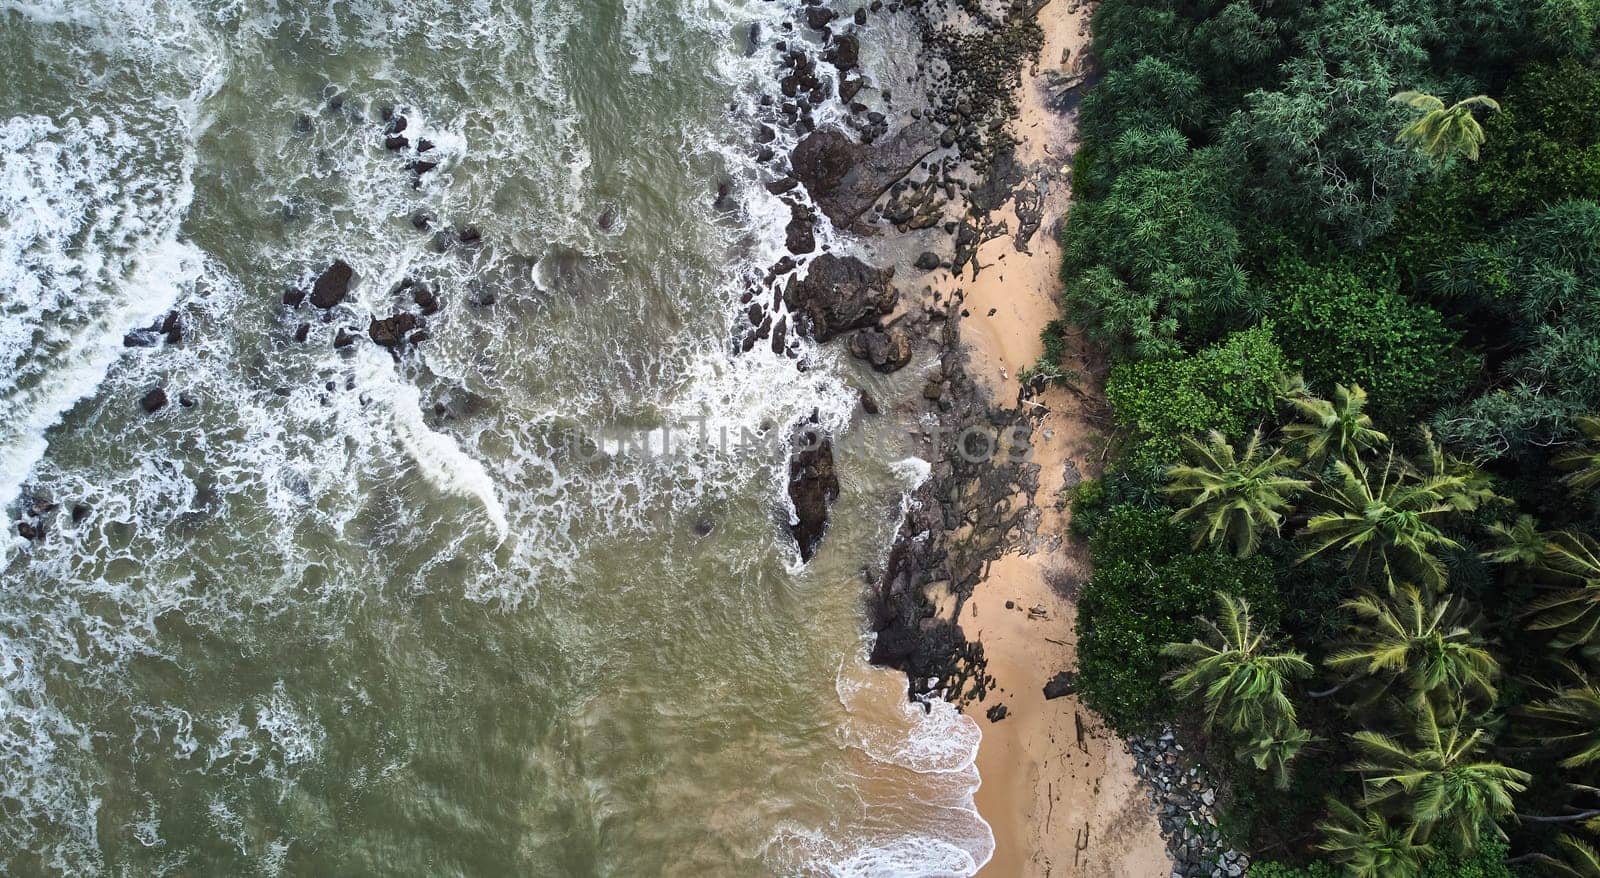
[
  {"xmin": 790, "ymin": 122, "xmax": 940, "ymax": 227},
  {"xmin": 846, "ymin": 325, "xmax": 913, "ymax": 373},
  {"xmin": 787, "ymin": 418, "xmax": 840, "ymax": 563},
  {"xmin": 782, "ymin": 254, "xmax": 898, "ymax": 342},
  {"xmin": 310, "ymin": 259, "xmax": 356, "ymax": 308}
]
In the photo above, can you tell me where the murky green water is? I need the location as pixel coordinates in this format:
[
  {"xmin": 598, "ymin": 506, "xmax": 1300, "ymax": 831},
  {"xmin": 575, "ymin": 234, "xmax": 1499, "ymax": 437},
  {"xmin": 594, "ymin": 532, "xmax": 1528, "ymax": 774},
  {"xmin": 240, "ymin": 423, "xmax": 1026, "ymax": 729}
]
[{"xmin": 0, "ymin": 1, "xmax": 990, "ymax": 874}]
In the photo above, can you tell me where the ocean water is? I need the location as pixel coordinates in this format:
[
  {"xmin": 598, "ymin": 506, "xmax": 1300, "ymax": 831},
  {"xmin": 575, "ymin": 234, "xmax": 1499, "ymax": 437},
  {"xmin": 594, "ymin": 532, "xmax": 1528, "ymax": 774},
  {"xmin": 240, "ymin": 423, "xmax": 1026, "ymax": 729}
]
[{"xmin": 0, "ymin": 0, "xmax": 994, "ymax": 874}]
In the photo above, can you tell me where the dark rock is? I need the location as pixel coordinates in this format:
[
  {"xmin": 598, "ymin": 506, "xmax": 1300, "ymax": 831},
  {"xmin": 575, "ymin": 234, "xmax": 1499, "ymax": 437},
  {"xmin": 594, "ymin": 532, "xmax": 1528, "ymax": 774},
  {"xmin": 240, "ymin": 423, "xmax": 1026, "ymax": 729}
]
[
  {"xmin": 785, "ymin": 201, "xmax": 816, "ymax": 254},
  {"xmin": 782, "ymin": 253, "xmax": 897, "ymax": 341},
  {"xmin": 178, "ymin": 393, "xmax": 196, "ymax": 408},
  {"xmin": 787, "ymin": 416, "xmax": 839, "ymax": 562},
  {"xmin": 416, "ymin": 138, "xmax": 435, "ymax": 153},
  {"xmin": 458, "ymin": 226, "xmax": 483, "ymax": 248},
  {"xmin": 410, "ymin": 211, "xmax": 434, "ymax": 231},
  {"xmin": 1043, "ymin": 671, "xmax": 1078, "ymax": 700},
  {"xmin": 770, "ymin": 314, "xmax": 788, "ymax": 355},
  {"xmin": 139, "ymin": 387, "xmax": 168, "ymax": 413},
  {"xmin": 123, "ymin": 329, "xmax": 159, "ymax": 347},
  {"xmin": 310, "ymin": 259, "xmax": 355, "ymax": 308},
  {"xmin": 71, "ymin": 503, "xmax": 90, "ymax": 524},
  {"xmin": 159, "ymin": 311, "xmax": 183, "ymax": 344},
  {"xmin": 765, "ymin": 176, "xmax": 799, "ymax": 196},
  {"xmin": 412, "ymin": 284, "xmax": 441, "ymax": 315},
  {"xmin": 914, "ymin": 251, "xmax": 941, "ymax": 271},
  {"xmin": 384, "ymin": 133, "xmax": 409, "ymax": 151},
  {"xmin": 692, "ymin": 518, "xmax": 715, "ymax": 537},
  {"xmin": 282, "ymin": 286, "xmax": 307, "ymax": 307},
  {"xmin": 754, "ymin": 124, "xmax": 776, "ymax": 144},
  {"xmin": 17, "ymin": 521, "xmax": 42, "ymax": 541},
  {"xmin": 597, "ymin": 204, "xmax": 619, "ymax": 232},
  {"xmin": 333, "ymin": 328, "xmax": 357, "ymax": 348},
  {"xmin": 407, "ymin": 328, "xmax": 432, "ymax": 345},
  {"xmin": 294, "ymin": 324, "xmax": 310, "ymax": 342},
  {"xmin": 824, "ymin": 33, "xmax": 860, "ymax": 71},
  {"xmin": 846, "ymin": 325, "xmax": 913, "ymax": 373},
  {"xmin": 407, "ymin": 159, "xmax": 439, "ymax": 177},
  {"xmin": 838, "ymin": 75, "xmax": 863, "ymax": 103},
  {"xmin": 805, "ymin": 6, "xmax": 835, "ymax": 29},
  {"xmin": 986, "ymin": 703, "xmax": 1009, "ymax": 723},
  {"xmin": 858, "ymin": 388, "xmax": 880, "ymax": 415},
  {"xmin": 790, "ymin": 122, "xmax": 940, "ymax": 227},
  {"xmin": 368, "ymin": 313, "xmax": 419, "ymax": 348}
]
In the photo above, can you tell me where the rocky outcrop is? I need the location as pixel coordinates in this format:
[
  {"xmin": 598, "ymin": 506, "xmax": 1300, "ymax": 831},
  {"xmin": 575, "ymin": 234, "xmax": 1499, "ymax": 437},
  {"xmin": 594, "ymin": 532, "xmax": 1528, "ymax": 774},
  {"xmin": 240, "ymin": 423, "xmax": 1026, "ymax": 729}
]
[
  {"xmin": 846, "ymin": 325, "xmax": 912, "ymax": 373},
  {"xmin": 790, "ymin": 121, "xmax": 942, "ymax": 227},
  {"xmin": 787, "ymin": 417, "xmax": 840, "ymax": 563},
  {"xmin": 368, "ymin": 312, "xmax": 418, "ymax": 348},
  {"xmin": 782, "ymin": 254, "xmax": 898, "ymax": 342},
  {"xmin": 311, "ymin": 259, "xmax": 356, "ymax": 308}
]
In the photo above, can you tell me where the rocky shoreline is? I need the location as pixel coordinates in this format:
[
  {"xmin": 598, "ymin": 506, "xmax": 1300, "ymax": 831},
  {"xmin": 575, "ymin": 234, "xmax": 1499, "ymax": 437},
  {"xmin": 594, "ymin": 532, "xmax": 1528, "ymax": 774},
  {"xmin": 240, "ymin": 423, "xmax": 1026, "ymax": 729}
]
[
  {"xmin": 728, "ymin": 0, "xmax": 1081, "ymax": 687},
  {"xmin": 735, "ymin": 1, "xmax": 1229, "ymax": 874}
]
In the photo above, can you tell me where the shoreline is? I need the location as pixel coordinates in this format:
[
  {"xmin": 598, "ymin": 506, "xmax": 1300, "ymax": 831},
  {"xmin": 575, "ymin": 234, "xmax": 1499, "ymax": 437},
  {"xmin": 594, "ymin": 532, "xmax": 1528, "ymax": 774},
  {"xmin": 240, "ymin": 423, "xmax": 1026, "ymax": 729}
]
[
  {"xmin": 928, "ymin": 3, "xmax": 1169, "ymax": 874},
  {"xmin": 734, "ymin": 0, "xmax": 1167, "ymax": 871}
]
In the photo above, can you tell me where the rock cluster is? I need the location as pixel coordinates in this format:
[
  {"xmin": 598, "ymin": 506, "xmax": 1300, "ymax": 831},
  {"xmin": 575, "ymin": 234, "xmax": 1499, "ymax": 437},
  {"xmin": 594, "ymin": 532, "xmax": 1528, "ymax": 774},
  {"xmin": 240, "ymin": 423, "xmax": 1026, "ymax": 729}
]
[{"xmin": 1129, "ymin": 731, "xmax": 1251, "ymax": 878}]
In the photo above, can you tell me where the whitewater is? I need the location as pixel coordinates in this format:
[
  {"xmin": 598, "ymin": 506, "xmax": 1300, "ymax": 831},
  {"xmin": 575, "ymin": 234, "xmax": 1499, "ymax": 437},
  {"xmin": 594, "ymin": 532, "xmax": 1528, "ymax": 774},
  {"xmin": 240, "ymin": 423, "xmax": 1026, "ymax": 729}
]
[{"xmin": 0, "ymin": 0, "xmax": 991, "ymax": 874}]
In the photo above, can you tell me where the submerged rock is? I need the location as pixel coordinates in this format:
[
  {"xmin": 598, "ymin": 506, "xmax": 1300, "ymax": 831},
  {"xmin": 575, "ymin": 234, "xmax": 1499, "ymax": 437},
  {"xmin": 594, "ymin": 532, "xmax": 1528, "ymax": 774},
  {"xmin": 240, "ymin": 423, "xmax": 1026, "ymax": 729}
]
[
  {"xmin": 138, "ymin": 387, "xmax": 168, "ymax": 413},
  {"xmin": 787, "ymin": 417, "xmax": 839, "ymax": 562},
  {"xmin": 782, "ymin": 253, "xmax": 898, "ymax": 341}
]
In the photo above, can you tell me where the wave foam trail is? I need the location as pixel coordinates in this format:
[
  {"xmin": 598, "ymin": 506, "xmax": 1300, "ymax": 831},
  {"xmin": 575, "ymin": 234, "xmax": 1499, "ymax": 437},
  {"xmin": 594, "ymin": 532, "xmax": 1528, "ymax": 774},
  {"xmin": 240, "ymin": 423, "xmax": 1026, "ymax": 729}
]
[
  {"xmin": 356, "ymin": 352, "xmax": 510, "ymax": 544},
  {"xmin": 0, "ymin": 112, "xmax": 205, "ymax": 519}
]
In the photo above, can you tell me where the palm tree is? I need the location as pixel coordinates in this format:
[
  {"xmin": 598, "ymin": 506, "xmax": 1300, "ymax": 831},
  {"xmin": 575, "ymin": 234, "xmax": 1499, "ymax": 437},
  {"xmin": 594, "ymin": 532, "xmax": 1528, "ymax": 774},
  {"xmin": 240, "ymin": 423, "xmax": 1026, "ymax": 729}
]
[
  {"xmin": 1316, "ymin": 799, "xmax": 1433, "ymax": 878},
  {"xmin": 1528, "ymin": 531, "xmax": 1600, "ymax": 656},
  {"xmin": 1301, "ymin": 448, "xmax": 1472, "ymax": 592},
  {"xmin": 1238, "ymin": 726, "xmax": 1318, "ymax": 790},
  {"xmin": 1525, "ymin": 686, "xmax": 1600, "ymax": 769},
  {"xmin": 1484, "ymin": 514, "xmax": 1550, "ymax": 568},
  {"xmin": 1280, "ymin": 378, "xmax": 1389, "ymax": 465},
  {"xmin": 1555, "ymin": 415, "xmax": 1600, "ymax": 494},
  {"xmin": 1350, "ymin": 705, "xmax": 1530, "ymax": 849},
  {"xmin": 1391, "ymin": 91, "xmax": 1501, "ymax": 163},
  {"xmin": 1162, "ymin": 593, "xmax": 1313, "ymax": 737},
  {"xmin": 1328, "ymin": 586, "xmax": 1499, "ymax": 711},
  {"xmin": 1543, "ymin": 834, "xmax": 1600, "ymax": 878},
  {"xmin": 1412, "ymin": 427, "xmax": 1500, "ymax": 512},
  {"xmin": 1164, "ymin": 430, "xmax": 1310, "ymax": 557}
]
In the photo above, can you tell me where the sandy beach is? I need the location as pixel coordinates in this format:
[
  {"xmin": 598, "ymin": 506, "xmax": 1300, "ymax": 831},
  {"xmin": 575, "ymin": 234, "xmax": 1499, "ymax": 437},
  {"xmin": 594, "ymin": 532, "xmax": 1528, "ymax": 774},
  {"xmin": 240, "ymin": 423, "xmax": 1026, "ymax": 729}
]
[{"xmin": 943, "ymin": 1, "xmax": 1169, "ymax": 873}]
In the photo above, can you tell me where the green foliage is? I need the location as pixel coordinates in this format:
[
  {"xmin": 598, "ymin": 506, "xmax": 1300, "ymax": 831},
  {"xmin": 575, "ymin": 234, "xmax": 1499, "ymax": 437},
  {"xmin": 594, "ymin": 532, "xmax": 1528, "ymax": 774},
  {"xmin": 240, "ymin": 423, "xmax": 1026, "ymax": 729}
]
[
  {"xmin": 1474, "ymin": 60, "xmax": 1600, "ymax": 223},
  {"xmin": 1267, "ymin": 260, "xmax": 1472, "ymax": 426},
  {"xmin": 1106, "ymin": 324, "xmax": 1287, "ymax": 465},
  {"xmin": 1062, "ymin": 155, "xmax": 1249, "ymax": 357},
  {"xmin": 1433, "ymin": 201, "xmax": 1600, "ymax": 457},
  {"xmin": 1075, "ymin": 505, "xmax": 1279, "ymax": 734},
  {"xmin": 1248, "ymin": 863, "xmax": 1340, "ymax": 878}
]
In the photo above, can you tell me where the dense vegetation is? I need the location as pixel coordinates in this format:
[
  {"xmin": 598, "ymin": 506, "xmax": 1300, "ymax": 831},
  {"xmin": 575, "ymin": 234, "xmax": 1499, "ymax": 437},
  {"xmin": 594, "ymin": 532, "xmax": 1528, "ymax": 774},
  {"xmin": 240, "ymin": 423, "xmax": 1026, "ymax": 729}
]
[{"xmin": 1047, "ymin": 0, "xmax": 1600, "ymax": 874}]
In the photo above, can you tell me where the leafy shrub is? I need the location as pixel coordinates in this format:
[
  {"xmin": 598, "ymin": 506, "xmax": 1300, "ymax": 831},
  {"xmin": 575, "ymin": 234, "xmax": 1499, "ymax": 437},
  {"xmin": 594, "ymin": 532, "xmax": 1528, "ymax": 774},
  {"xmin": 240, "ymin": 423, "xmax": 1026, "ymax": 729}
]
[
  {"xmin": 1267, "ymin": 260, "xmax": 1475, "ymax": 426},
  {"xmin": 1106, "ymin": 323, "xmax": 1287, "ymax": 465}
]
